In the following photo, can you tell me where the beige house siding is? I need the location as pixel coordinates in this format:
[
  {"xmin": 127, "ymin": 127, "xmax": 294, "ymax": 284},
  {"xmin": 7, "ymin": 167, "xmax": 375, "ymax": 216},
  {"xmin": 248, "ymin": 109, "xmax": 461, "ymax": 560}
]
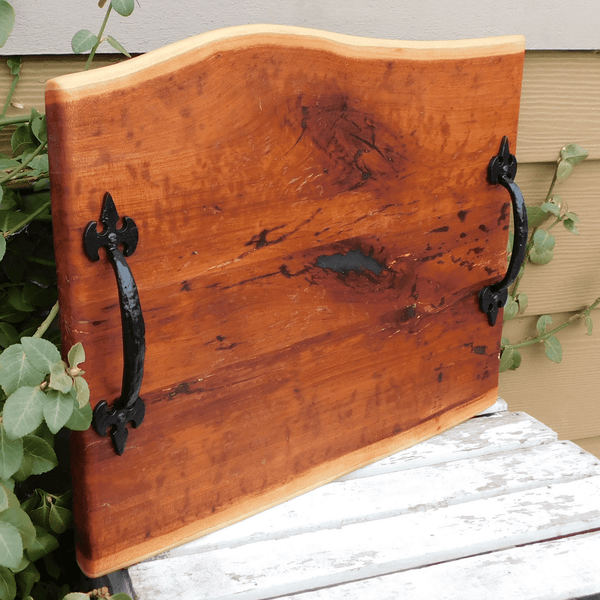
[{"xmin": 1, "ymin": 51, "xmax": 599, "ymax": 454}]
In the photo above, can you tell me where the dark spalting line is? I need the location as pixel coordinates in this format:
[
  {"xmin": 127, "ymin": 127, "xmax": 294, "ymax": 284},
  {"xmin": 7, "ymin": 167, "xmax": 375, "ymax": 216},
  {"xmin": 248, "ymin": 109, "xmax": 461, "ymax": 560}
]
[
  {"xmin": 216, "ymin": 271, "xmax": 281, "ymax": 291},
  {"xmin": 239, "ymin": 209, "xmax": 323, "ymax": 259},
  {"xmin": 498, "ymin": 202, "xmax": 511, "ymax": 224},
  {"xmin": 420, "ymin": 252, "xmax": 443, "ymax": 262},
  {"xmin": 315, "ymin": 249, "xmax": 385, "ymax": 275},
  {"xmin": 279, "ymin": 264, "xmax": 311, "ymax": 279}
]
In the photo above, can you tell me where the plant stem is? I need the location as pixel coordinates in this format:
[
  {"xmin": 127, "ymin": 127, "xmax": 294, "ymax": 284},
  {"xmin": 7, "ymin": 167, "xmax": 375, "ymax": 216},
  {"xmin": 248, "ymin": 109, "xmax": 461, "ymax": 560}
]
[
  {"xmin": 85, "ymin": 3, "xmax": 113, "ymax": 70},
  {"xmin": 0, "ymin": 140, "xmax": 47, "ymax": 186},
  {"xmin": 33, "ymin": 301, "xmax": 59, "ymax": 338},
  {"xmin": 544, "ymin": 167, "xmax": 559, "ymax": 202},
  {"xmin": 511, "ymin": 296, "xmax": 600, "ymax": 349},
  {"xmin": 0, "ymin": 114, "xmax": 30, "ymax": 127},
  {"xmin": 3, "ymin": 201, "xmax": 51, "ymax": 237},
  {"xmin": 0, "ymin": 72, "xmax": 20, "ymax": 118}
]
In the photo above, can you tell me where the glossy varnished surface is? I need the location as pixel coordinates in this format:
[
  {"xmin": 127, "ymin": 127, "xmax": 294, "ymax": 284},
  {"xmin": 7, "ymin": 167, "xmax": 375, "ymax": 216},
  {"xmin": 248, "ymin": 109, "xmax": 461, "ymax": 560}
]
[{"xmin": 45, "ymin": 26, "xmax": 525, "ymax": 575}]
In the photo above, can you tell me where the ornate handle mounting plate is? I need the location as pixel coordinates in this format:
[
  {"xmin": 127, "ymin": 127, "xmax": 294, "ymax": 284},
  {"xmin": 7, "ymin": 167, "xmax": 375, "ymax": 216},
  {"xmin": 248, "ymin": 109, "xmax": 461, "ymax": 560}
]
[
  {"xmin": 84, "ymin": 192, "xmax": 146, "ymax": 455},
  {"xmin": 479, "ymin": 137, "xmax": 528, "ymax": 327}
]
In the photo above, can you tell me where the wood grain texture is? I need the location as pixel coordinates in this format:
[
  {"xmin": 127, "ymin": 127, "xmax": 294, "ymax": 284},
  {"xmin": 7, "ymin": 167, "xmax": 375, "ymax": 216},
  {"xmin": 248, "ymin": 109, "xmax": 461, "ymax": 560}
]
[
  {"xmin": 45, "ymin": 26, "xmax": 524, "ymax": 575},
  {"xmin": 129, "ymin": 475, "xmax": 600, "ymax": 600},
  {"xmin": 5, "ymin": 50, "xmax": 599, "ymax": 162},
  {"xmin": 272, "ymin": 531, "xmax": 600, "ymax": 600},
  {"xmin": 154, "ymin": 440, "xmax": 594, "ymax": 560},
  {"xmin": 500, "ymin": 309, "xmax": 600, "ymax": 442}
]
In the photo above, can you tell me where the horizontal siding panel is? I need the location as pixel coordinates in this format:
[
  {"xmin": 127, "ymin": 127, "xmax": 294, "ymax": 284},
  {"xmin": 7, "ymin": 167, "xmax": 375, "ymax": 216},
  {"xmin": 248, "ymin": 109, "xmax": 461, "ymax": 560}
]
[
  {"xmin": 514, "ymin": 160, "xmax": 600, "ymax": 316},
  {"xmin": 0, "ymin": 56, "xmax": 121, "ymax": 155},
  {"xmin": 499, "ymin": 309, "xmax": 600, "ymax": 442},
  {"xmin": 2, "ymin": 52, "xmax": 600, "ymax": 162},
  {"xmin": 517, "ymin": 52, "xmax": 600, "ymax": 163}
]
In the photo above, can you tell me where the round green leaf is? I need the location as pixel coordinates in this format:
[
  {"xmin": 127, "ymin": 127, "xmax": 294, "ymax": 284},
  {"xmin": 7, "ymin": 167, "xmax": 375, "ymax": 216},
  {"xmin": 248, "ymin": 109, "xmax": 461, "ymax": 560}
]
[
  {"xmin": 30, "ymin": 115, "xmax": 47, "ymax": 145},
  {"xmin": 526, "ymin": 206, "xmax": 548, "ymax": 229},
  {"xmin": 111, "ymin": 0, "xmax": 135, "ymax": 16},
  {"xmin": 21, "ymin": 435, "xmax": 57, "ymax": 476},
  {"xmin": 63, "ymin": 593, "xmax": 90, "ymax": 600},
  {"xmin": 2, "ymin": 387, "xmax": 45, "ymax": 440},
  {"xmin": 0, "ymin": 508, "xmax": 36, "ymax": 549},
  {"xmin": 25, "ymin": 526, "xmax": 58, "ymax": 562},
  {"xmin": 544, "ymin": 335, "xmax": 563, "ymax": 364},
  {"xmin": 10, "ymin": 125, "xmax": 34, "ymax": 157},
  {"xmin": 560, "ymin": 143, "xmax": 588, "ymax": 165},
  {"xmin": 48, "ymin": 362, "xmax": 72, "ymax": 394},
  {"xmin": 71, "ymin": 30, "xmax": 98, "ymax": 54},
  {"xmin": 48, "ymin": 505, "xmax": 72, "ymax": 535},
  {"xmin": 26, "ymin": 503, "xmax": 49, "ymax": 531},
  {"xmin": 0, "ymin": 485, "xmax": 18, "ymax": 511},
  {"xmin": 555, "ymin": 160, "xmax": 573, "ymax": 183},
  {"xmin": 529, "ymin": 246, "xmax": 553, "ymax": 265},
  {"xmin": 0, "ymin": 1, "xmax": 15, "ymax": 48},
  {"xmin": 540, "ymin": 201, "xmax": 560, "ymax": 217},
  {"xmin": 563, "ymin": 219, "xmax": 579, "ymax": 234},
  {"xmin": 536, "ymin": 314, "xmax": 553, "ymax": 335},
  {"xmin": 516, "ymin": 293, "xmax": 528, "ymax": 313},
  {"xmin": 67, "ymin": 343, "xmax": 85, "ymax": 370},
  {"xmin": 73, "ymin": 376, "xmax": 89, "ymax": 409},
  {"xmin": 0, "ymin": 565, "xmax": 16, "ymax": 600},
  {"xmin": 15, "ymin": 562, "xmax": 39, "ymax": 599},
  {"xmin": 107, "ymin": 35, "xmax": 131, "ymax": 57},
  {"xmin": 6, "ymin": 288, "xmax": 34, "ymax": 314},
  {"xmin": 0, "ymin": 488, "xmax": 8, "ymax": 516},
  {"xmin": 533, "ymin": 230, "xmax": 556, "ymax": 253},
  {"xmin": 6, "ymin": 57, "xmax": 21, "ymax": 77},
  {"xmin": 20, "ymin": 338, "xmax": 61, "ymax": 374},
  {"xmin": 503, "ymin": 296, "xmax": 518, "ymax": 321},
  {"xmin": 0, "ymin": 521, "xmax": 23, "ymax": 569},
  {"xmin": 64, "ymin": 403, "xmax": 92, "ymax": 431},
  {"xmin": 499, "ymin": 346, "xmax": 521, "ymax": 372},
  {"xmin": 0, "ymin": 210, "xmax": 25, "ymax": 235},
  {"xmin": 43, "ymin": 390, "xmax": 75, "ymax": 434},
  {"xmin": 0, "ymin": 323, "xmax": 18, "ymax": 350},
  {"xmin": 0, "ymin": 425, "xmax": 22, "ymax": 481},
  {"xmin": 0, "ymin": 237, "xmax": 5, "ymax": 263}
]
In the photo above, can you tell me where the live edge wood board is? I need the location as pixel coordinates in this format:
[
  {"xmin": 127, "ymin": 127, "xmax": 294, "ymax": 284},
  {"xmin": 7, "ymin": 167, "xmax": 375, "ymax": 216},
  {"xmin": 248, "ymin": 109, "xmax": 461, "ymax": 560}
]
[{"xmin": 45, "ymin": 25, "xmax": 525, "ymax": 576}]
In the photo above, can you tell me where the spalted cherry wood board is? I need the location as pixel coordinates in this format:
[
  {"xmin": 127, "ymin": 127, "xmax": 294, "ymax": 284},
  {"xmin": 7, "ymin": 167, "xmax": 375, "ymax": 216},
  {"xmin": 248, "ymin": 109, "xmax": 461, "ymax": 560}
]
[{"xmin": 45, "ymin": 25, "xmax": 525, "ymax": 576}]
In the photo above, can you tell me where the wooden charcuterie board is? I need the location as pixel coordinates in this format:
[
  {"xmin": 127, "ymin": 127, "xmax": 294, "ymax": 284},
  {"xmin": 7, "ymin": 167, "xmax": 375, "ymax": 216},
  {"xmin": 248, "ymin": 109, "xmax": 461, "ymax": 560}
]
[{"xmin": 45, "ymin": 25, "xmax": 525, "ymax": 576}]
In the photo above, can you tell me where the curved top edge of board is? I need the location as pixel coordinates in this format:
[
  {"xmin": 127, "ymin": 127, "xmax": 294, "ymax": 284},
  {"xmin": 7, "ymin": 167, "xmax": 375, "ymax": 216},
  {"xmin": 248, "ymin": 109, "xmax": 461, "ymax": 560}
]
[{"xmin": 46, "ymin": 24, "xmax": 525, "ymax": 97}]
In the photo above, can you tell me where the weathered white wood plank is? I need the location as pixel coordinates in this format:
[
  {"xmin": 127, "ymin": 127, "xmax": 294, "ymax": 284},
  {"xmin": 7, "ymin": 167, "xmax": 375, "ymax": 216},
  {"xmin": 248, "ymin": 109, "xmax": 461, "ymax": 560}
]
[
  {"xmin": 154, "ymin": 441, "xmax": 599, "ymax": 559},
  {"xmin": 129, "ymin": 475, "xmax": 600, "ymax": 600},
  {"xmin": 476, "ymin": 397, "xmax": 507, "ymax": 415},
  {"xmin": 338, "ymin": 411, "xmax": 557, "ymax": 480},
  {"xmin": 277, "ymin": 530, "xmax": 600, "ymax": 600}
]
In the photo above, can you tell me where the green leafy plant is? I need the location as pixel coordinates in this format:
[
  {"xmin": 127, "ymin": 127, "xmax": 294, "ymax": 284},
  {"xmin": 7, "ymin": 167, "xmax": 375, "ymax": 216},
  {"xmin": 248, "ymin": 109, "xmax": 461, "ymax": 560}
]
[
  {"xmin": 71, "ymin": 0, "xmax": 136, "ymax": 70},
  {"xmin": 0, "ymin": 3, "xmax": 135, "ymax": 598},
  {"xmin": 500, "ymin": 143, "xmax": 599, "ymax": 371}
]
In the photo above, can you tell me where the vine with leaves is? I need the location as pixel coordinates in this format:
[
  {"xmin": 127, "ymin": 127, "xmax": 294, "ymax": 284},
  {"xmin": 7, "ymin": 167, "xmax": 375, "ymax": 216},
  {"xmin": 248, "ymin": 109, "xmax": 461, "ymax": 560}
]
[{"xmin": 500, "ymin": 143, "xmax": 598, "ymax": 371}]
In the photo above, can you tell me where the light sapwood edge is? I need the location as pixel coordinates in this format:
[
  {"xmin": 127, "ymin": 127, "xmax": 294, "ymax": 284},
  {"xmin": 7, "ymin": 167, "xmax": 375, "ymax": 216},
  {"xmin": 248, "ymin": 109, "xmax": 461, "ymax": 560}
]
[
  {"xmin": 45, "ymin": 24, "xmax": 525, "ymax": 99},
  {"xmin": 76, "ymin": 387, "xmax": 497, "ymax": 577}
]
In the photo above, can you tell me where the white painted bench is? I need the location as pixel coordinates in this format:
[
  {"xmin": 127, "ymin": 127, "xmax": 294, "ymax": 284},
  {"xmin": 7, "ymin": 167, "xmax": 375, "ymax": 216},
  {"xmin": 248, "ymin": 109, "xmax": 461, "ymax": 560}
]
[{"xmin": 105, "ymin": 399, "xmax": 600, "ymax": 599}]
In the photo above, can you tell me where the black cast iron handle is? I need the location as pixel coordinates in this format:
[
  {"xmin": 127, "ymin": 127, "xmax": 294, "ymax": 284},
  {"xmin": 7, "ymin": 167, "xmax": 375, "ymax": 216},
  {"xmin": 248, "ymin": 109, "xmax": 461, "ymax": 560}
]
[
  {"xmin": 84, "ymin": 192, "xmax": 146, "ymax": 455},
  {"xmin": 479, "ymin": 137, "xmax": 528, "ymax": 327}
]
